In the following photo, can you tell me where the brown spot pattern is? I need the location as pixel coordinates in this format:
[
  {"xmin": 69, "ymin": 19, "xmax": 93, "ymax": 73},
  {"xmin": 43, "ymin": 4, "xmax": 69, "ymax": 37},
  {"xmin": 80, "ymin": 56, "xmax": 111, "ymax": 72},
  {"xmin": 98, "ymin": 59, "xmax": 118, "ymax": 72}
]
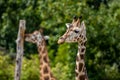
[
  {"xmin": 42, "ymin": 48, "xmax": 46, "ymax": 53},
  {"xmin": 79, "ymin": 74, "xmax": 85, "ymax": 80},
  {"xmin": 40, "ymin": 66, "xmax": 42, "ymax": 70},
  {"xmin": 74, "ymin": 36, "xmax": 78, "ymax": 39},
  {"xmin": 81, "ymin": 48, "xmax": 85, "ymax": 52},
  {"xmin": 77, "ymin": 38, "xmax": 79, "ymax": 40},
  {"xmin": 44, "ymin": 76, "xmax": 49, "ymax": 80},
  {"xmin": 43, "ymin": 56, "xmax": 48, "ymax": 63},
  {"xmin": 79, "ymin": 63, "xmax": 83, "ymax": 72},
  {"xmin": 50, "ymin": 73, "xmax": 53, "ymax": 77},
  {"xmin": 43, "ymin": 66, "xmax": 49, "ymax": 74},
  {"xmin": 80, "ymin": 54, "xmax": 84, "ymax": 59},
  {"xmin": 84, "ymin": 37, "xmax": 86, "ymax": 41},
  {"xmin": 76, "ymin": 72, "xmax": 79, "ymax": 76},
  {"xmin": 84, "ymin": 41, "xmax": 86, "ymax": 46},
  {"xmin": 40, "ymin": 61, "xmax": 43, "ymax": 65},
  {"xmin": 81, "ymin": 42, "xmax": 84, "ymax": 46},
  {"xmin": 81, "ymin": 35, "xmax": 83, "ymax": 38},
  {"xmin": 38, "ymin": 47, "xmax": 42, "ymax": 51},
  {"xmin": 79, "ymin": 34, "xmax": 81, "ymax": 37}
]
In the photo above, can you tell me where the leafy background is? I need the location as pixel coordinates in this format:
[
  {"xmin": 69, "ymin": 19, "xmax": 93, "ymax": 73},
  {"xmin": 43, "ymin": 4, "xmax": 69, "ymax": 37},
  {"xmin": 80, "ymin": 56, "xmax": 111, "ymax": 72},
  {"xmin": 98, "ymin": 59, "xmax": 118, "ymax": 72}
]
[{"xmin": 0, "ymin": 0, "xmax": 120, "ymax": 80}]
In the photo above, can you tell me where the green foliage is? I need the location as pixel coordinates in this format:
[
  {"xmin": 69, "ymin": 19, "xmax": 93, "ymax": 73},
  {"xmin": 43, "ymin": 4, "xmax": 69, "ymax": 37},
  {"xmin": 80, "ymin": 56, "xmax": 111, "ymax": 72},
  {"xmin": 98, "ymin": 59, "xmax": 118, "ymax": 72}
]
[
  {"xmin": 52, "ymin": 63, "xmax": 75, "ymax": 80},
  {"xmin": 0, "ymin": 51, "xmax": 40, "ymax": 80},
  {"xmin": 21, "ymin": 55, "xmax": 39, "ymax": 80},
  {"xmin": 0, "ymin": 0, "xmax": 120, "ymax": 80},
  {"xmin": 0, "ymin": 52, "xmax": 14, "ymax": 80}
]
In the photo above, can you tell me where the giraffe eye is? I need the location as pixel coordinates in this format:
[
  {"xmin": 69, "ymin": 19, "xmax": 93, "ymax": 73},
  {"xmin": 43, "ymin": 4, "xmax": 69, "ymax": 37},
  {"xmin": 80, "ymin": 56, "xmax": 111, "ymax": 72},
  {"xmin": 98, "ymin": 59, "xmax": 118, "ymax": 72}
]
[{"xmin": 74, "ymin": 30, "xmax": 79, "ymax": 33}]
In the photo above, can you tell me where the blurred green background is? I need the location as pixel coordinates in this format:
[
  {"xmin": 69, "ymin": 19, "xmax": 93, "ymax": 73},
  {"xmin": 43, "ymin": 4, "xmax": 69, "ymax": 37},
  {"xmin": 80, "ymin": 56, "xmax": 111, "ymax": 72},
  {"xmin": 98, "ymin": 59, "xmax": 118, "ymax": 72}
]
[{"xmin": 0, "ymin": 0, "xmax": 120, "ymax": 80}]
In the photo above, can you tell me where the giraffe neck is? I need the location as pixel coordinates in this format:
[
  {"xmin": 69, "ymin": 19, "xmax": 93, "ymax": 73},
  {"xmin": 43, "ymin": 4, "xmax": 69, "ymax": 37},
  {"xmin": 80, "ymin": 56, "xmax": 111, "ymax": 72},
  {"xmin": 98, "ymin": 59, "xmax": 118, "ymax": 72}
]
[
  {"xmin": 37, "ymin": 41, "xmax": 56, "ymax": 80},
  {"xmin": 75, "ymin": 41, "xmax": 88, "ymax": 80}
]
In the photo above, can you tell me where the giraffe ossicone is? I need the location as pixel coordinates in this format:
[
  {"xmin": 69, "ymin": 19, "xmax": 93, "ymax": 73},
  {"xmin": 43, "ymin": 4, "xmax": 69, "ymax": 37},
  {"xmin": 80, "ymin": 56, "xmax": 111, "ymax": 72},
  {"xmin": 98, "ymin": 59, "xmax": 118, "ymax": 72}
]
[
  {"xmin": 25, "ymin": 30, "xmax": 56, "ymax": 80},
  {"xmin": 58, "ymin": 16, "xmax": 89, "ymax": 80}
]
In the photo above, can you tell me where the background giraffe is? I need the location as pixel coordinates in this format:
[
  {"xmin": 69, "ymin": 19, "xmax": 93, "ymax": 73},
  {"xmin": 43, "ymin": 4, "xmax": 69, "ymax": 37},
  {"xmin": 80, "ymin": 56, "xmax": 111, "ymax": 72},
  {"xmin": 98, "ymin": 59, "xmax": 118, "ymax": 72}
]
[
  {"xmin": 58, "ymin": 16, "xmax": 89, "ymax": 80},
  {"xmin": 25, "ymin": 30, "xmax": 56, "ymax": 80}
]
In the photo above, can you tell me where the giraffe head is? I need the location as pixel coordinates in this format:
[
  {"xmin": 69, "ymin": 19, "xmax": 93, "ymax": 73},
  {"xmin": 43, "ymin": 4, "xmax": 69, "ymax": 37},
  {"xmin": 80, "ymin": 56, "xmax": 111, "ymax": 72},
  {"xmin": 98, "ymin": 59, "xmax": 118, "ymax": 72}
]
[
  {"xmin": 58, "ymin": 16, "xmax": 87, "ymax": 44},
  {"xmin": 25, "ymin": 30, "xmax": 49, "ymax": 45}
]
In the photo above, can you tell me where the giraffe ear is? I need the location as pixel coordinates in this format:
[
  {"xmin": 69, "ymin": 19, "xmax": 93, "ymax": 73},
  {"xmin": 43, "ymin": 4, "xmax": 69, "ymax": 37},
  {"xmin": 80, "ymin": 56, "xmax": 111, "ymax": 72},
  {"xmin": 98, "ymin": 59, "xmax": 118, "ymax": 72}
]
[
  {"xmin": 81, "ymin": 21, "xmax": 86, "ymax": 29},
  {"xmin": 81, "ymin": 21, "xmax": 86, "ymax": 35},
  {"xmin": 65, "ymin": 23, "xmax": 71, "ymax": 28},
  {"xmin": 44, "ymin": 35, "xmax": 50, "ymax": 40}
]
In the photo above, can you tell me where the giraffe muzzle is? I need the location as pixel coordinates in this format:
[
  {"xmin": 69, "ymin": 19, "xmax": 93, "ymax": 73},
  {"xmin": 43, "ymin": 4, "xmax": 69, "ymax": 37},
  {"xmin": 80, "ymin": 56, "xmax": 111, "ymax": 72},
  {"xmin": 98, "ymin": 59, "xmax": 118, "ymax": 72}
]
[{"xmin": 58, "ymin": 37, "xmax": 65, "ymax": 44}]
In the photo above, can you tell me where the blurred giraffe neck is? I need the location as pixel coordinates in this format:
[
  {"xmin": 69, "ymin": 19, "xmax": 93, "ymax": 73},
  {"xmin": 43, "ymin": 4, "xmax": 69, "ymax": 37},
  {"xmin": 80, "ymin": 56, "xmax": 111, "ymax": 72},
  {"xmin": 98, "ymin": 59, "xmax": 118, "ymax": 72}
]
[
  {"xmin": 75, "ymin": 41, "xmax": 88, "ymax": 80},
  {"xmin": 37, "ymin": 40, "xmax": 56, "ymax": 80}
]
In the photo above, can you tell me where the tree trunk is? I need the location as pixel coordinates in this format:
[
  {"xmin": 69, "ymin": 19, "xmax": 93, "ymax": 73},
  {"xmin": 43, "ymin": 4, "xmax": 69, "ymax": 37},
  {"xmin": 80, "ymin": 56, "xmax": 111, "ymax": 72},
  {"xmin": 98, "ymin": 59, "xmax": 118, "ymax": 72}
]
[{"xmin": 14, "ymin": 20, "xmax": 26, "ymax": 80}]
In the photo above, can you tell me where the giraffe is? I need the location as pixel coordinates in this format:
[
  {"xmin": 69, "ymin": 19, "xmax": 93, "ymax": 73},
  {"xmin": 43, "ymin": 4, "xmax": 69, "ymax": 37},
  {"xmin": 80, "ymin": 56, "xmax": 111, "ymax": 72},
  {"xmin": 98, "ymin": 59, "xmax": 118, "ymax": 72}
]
[
  {"xmin": 25, "ymin": 30, "xmax": 56, "ymax": 80},
  {"xmin": 58, "ymin": 16, "xmax": 89, "ymax": 80}
]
